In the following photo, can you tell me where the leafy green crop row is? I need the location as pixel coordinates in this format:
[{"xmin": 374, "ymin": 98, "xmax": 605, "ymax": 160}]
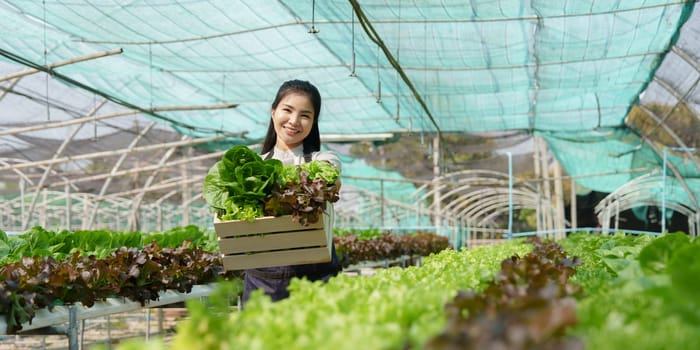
[
  {"xmin": 334, "ymin": 231, "xmax": 451, "ymax": 266},
  {"xmin": 0, "ymin": 225, "xmax": 455, "ymax": 335},
  {"xmin": 111, "ymin": 231, "xmax": 700, "ymax": 350},
  {"xmin": 0, "ymin": 225, "xmax": 218, "ymax": 267},
  {"xmin": 561, "ymin": 232, "xmax": 700, "ymax": 350},
  {"xmin": 0, "ymin": 241, "xmax": 234, "ymax": 333},
  {"xmin": 111, "ymin": 240, "xmax": 531, "ymax": 350},
  {"xmin": 426, "ymin": 237, "xmax": 583, "ymax": 349},
  {"xmin": 1, "ymin": 226, "xmax": 450, "ymax": 271},
  {"xmin": 333, "ymin": 227, "xmax": 385, "ymax": 240}
]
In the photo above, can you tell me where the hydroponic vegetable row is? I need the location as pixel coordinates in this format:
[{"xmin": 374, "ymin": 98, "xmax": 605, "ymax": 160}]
[
  {"xmin": 4, "ymin": 228, "xmax": 699, "ymax": 349},
  {"xmin": 0, "ymin": 226, "xmax": 448, "ymax": 334},
  {"xmin": 110, "ymin": 232, "xmax": 699, "ymax": 350}
]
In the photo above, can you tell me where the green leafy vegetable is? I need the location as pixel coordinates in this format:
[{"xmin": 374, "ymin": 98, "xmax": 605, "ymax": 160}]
[
  {"xmin": 264, "ymin": 162, "xmax": 340, "ymax": 225},
  {"xmin": 300, "ymin": 159, "xmax": 340, "ymax": 183},
  {"xmin": 203, "ymin": 145, "xmax": 283, "ymax": 221},
  {"xmin": 0, "ymin": 241, "xmax": 233, "ymax": 333},
  {"xmin": 638, "ymin": 232, "xmax": 690, "ymax": 274},
  {"xmin": 203, "ymin": 145, "xmax": 341, "ymax": 225}
]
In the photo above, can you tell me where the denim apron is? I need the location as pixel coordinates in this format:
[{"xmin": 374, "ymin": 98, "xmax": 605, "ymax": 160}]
[{"xmin": 241, "ymin": 151, "xmax": 342, "ymax": 304}]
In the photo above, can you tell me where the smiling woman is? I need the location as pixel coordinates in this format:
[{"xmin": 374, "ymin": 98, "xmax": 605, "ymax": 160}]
[
  {"xmin": 264, "ymin": 80, "xmax": 321, "ymax": 154},
  {"xmin": 271, "ymin": 92, "xmax": 315, "ymax": 151},
  {"xmin": 261, "ymin": 79, "xmax": 341, "ymax": 170},
  {"xmin": 242, "ymin": 79, "xmax": 343, "ymax": 305}
]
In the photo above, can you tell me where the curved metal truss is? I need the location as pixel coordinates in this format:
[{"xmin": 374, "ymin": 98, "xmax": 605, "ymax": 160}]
[
  {"xmin": 595, "ymin": 173, "xmax": 700, "ymax": 237},
  {"xmin": 0, "ymin": 99, "xmax": 239, "ymax": 232},
  {"xmin": 0, "ymin": 187, "xmax": 213, "ymax": 233},
  {"xmin": 411, "ymin": 169, "xmax": 566, "ymax": 244},
  {"xmin": 333, "ymin": 185, "xmax": 431, "ymax": 230}
]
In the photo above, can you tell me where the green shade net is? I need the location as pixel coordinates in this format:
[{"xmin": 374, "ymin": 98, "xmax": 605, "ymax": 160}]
[
  {"xmin": 339, "ymin": 154, "xmax": 418, "ymax": 203},
  {"xmin": 0, "ymin": 1, "xmax": 694, "ymax": 138},
  {"xmin": 541, "ymin": 128, "xmax": 659, "ymax": 192},
  {"xmin": 0, "ymin": 1, "xmax": 698, "ymax": 224},
  {"xmin": 542, "ymin": 128, "xmax": 700, "ymax": 212},
  {"xmin": 335, "ymin": 151, "xmax": 432, "ymax": 228}
]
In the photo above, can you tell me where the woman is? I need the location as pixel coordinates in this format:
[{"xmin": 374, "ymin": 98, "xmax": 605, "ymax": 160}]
[{"xmin": 241, "ymin": 79, "xmax": 343, "ymax": 304}]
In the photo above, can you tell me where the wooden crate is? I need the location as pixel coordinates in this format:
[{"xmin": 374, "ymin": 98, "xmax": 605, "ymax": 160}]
[{"xmin": 214, "ymin": 212, "xmax": 332, "ymax": 271}]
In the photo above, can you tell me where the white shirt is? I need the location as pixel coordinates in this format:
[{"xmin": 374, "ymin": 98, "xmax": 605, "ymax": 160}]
[{"xmin": 264, "ymin": 145, "xmax": 342, "ymax": 172}]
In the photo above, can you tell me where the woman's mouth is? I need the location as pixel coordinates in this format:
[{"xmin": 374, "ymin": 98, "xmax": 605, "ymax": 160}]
[{"xmin": 284, "ymin": 126, "xmax": 299, "ymax": 136}]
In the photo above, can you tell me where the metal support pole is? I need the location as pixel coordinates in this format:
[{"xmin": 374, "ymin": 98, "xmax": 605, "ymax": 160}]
[
  {"xmin": 67, "ymin": 306, "xmax": 79, "ymax": 350},
  {"xmin": 662, "ymin": 148, "xmax": 667, "ymax": 234},
  {"xmin": 146, "ymin": 308, "xmax": 151, "ymax": 341},
  {"xmin": 65, "ymin": 184, "xmax": 71, "ymax": 230},
  {"xmin": 553, "ymin": 160, "xmax": 565, "ymax": 239},
  {"xmin": 81, "ymin": 194, "xmax": 89, "ymax": 230},
  {"xmin": 539, "ymin": 138, "xmax": 554, "ymax": 236},
  {"xmin": 157, "ymin": 206, "xmax": 163, "ymax": 232},
  {"xmin": 181, "ymin": 147, "xmax": 193, "ymax": 227},
  {"xmin": 19, "ymin": 178, "xmax": 25, "ymax": 231},
  {"xmin": 661, "ymin": 146, "xmax": 697, "ymax": 234},
  {"xmin": 380, "ymin": 179, "xmax": 385, "ymax": 227},
  {"xmin": 533, "ymin": 138, "xmax": 542, "ymax": 232},
  {"xmin": 41, "ymin": 190, "xmax": 47, "ymax": 228},
  {"xmin": 107, "ymin": 315, "xmax": 112, "ymax": 348},
  {"xmin": 689, "ymin": 215, "xmax": 695, "ymax": 238},
  {"xmin": 614, "ymin": 199, "xmax": 620, "ymax": 231},
  {"xmin": 158, "ymin": 308, "xmax": 164, "ymax": 334},
  {"xmin": 432, "ymin": 136, "xmax": 441, "ymax": 234},
  {"xmin": 507, "ymin": 151, "xmax": 513, "ymax": 238},
  {"xmin": 81, "ymin": 319, "xmax": 86, "ymax": 350},
  {"xmin": 570, "ymin": 177, "xmax": 577, "ymax": 230},
  {"xmin": 0, "ymin": 49, "xmax": 123, "ymax": 83}
]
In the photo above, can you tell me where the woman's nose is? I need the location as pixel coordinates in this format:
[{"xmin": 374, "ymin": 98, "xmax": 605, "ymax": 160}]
[{"xmin": 288, "ymin": 113, "xmax": 301, "ymax": 125}]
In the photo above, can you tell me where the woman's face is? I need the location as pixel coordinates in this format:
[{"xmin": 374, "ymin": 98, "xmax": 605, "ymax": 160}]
[{"xmin": 272, "ymin": 92, "xmax": 315, "ymax": 150}]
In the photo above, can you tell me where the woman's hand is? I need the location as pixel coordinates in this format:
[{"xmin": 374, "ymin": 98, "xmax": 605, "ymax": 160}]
[{"xmin": 333, "ymin": 178, "xmax": 342, "ymax": 191}]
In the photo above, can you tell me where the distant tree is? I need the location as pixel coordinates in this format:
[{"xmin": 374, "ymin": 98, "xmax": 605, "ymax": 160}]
[
  {"xmin": 349, "ymin": 133, "xmax": 494, "ymax": 180},
  {"xmin": 626, "ymin": 102, "xmax": 700, "ymax": 148}
]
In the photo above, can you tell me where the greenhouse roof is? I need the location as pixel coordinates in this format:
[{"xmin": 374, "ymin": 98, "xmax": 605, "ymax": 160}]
[
  {"xmin": 0, "ymin": 1, "xmax": 695, "ymax": 140},
  {"xmin": 1, "ymin": 1, "xmax": 699, "ymax": 232}
]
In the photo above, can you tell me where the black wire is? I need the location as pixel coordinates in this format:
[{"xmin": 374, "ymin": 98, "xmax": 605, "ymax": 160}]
[{"xmin": 348, "ymin": 0, "xmax": 460, "ymax": 167}]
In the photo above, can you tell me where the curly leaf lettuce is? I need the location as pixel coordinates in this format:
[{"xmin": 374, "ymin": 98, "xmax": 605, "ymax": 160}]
[{"xmin": 301, "ymin": 160, "xmax": 340, "ymax": 183}]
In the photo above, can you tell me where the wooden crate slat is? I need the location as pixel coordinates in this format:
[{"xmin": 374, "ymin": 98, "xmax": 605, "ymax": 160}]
[
  {"xmin": 221, "ymin": 246, "xmax": 331, "ymax": 270},
  {"xmin": 218, "ymin": 229, "xmax": 326, "ymax": 254},
  {"xmin": 214, "ymin": 215, "xmax": 323, "ymax": 238}
]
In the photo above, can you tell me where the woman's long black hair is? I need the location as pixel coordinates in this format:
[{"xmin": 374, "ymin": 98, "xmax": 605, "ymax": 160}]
[{"xmin": 261, "ymin": 79, "xmax": 322, "ymax": 155}]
